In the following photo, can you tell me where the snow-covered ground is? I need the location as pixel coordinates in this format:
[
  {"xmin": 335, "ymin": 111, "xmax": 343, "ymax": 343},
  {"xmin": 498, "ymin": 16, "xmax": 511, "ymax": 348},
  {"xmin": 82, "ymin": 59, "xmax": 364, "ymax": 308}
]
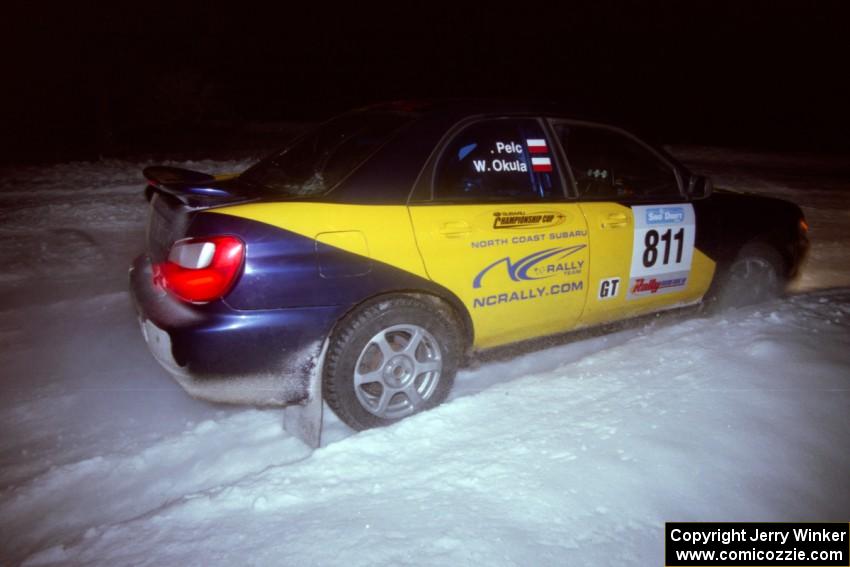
[{"xmin": 1, "ymin": 150, "xmax": 848, "ymax": 566}]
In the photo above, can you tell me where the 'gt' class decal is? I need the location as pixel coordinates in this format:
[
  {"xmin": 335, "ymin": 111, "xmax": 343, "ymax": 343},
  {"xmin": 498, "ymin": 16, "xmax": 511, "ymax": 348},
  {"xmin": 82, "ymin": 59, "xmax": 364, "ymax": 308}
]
[
  {"xmin": 598, "ymin": 277, "xmax": 621, "ymax": 300},
  {"xmin": 628, "ymin": 204, "xmax": 695, "ymax": 298}
]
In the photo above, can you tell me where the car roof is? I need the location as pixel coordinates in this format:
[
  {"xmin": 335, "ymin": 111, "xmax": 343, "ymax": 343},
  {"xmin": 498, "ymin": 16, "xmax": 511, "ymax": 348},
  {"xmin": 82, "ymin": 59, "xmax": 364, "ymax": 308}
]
[{"xmin": 356, "ymin": 98, "xmax": 591, "ymax": 121}]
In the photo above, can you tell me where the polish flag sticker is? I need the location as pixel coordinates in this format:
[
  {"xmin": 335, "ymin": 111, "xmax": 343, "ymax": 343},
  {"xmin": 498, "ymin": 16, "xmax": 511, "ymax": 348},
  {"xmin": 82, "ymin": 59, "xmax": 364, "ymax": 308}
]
[
  {"xmin": 531, "ymin": 156, "xmax": 552, "ymax": 172},
  {"xmin": 526, "ymin": 139, "xmax": 548, "ymax": 154}
]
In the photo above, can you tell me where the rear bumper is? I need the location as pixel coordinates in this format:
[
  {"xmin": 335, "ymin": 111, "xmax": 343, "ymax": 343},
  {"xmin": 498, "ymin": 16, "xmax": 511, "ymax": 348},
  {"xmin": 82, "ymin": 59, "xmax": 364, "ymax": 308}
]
[{"xmin": 129, "ymin": 255, "xmax": 344, "ymax": 405}]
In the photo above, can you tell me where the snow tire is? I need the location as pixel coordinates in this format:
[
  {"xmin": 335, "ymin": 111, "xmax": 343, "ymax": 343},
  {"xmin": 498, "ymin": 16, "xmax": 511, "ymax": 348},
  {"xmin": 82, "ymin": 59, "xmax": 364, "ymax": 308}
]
[
  {"xmin": 717, "ymin": 242, "xmax": 786, "ymax": 309},
  {"xmin": 323, "ymin": 296, "xmax": 461, "ymax": 431}
]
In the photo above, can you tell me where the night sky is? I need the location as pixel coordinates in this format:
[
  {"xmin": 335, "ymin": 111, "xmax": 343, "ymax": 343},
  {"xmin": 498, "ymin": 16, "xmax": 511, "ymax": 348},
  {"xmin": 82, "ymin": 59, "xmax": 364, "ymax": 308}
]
[{"xmin": 5, "ymin": 1, "xmax": 850, "ymax": 162}]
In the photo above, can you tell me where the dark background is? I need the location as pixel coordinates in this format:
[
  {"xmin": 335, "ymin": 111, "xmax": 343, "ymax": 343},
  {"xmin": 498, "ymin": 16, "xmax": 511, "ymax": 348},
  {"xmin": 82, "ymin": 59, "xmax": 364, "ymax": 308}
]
[{"xmin": 4, "ymin": 1, "xmax": 849, "ymax": 163}]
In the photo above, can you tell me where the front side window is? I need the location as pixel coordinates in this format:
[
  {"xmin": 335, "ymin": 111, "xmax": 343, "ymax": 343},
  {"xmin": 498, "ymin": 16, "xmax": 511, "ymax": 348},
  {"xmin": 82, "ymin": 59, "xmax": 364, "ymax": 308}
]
[
  {"xmin": 555, "ymin": 123, "xmax": 680, "ymax": 201},
  {"xmin": 242, "ymin": 112, "xmax": 412, "ymax": 197},
  {"xmin": 432, "ymin": 118, "xmax": 562, "ymax": 202}
]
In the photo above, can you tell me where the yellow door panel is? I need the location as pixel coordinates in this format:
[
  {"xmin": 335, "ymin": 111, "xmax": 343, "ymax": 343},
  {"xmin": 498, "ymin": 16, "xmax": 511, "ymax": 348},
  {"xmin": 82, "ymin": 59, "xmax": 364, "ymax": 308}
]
[
  {"xmin": 579, "ymin": 202, "xmax": 715, "ymax": 327},
  {"xmin": 577, "ymin": 203, "xmax": 634, "ymax": 326},
  {"xmin": 410, "ymin": 204, "xmax": 590, "ymax": 348}
]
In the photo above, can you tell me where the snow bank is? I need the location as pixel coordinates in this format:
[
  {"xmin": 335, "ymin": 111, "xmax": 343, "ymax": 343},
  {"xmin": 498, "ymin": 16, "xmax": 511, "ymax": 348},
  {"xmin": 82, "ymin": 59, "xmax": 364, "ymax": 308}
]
[{"xmin": 8, "ymin": 292, "xmax": 849, "ymax": 566}]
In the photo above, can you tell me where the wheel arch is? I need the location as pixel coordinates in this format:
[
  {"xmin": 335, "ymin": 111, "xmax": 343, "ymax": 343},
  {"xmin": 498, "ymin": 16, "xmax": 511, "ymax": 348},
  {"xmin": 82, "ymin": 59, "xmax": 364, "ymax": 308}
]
[
  {"xmin": 722, "ymin": 232, "xmax": 792, "ymax": 282},
  {"xmin": 321, "ymin": 289, "xmax": 468, "ymax": 430},
  {"xmin": 703, "ymin": 234, "xmax": 789, "ymax": 304},
  {"xmin": 695, "ymin": 192, "xmax": 806, "ymax": 288},
  {"xmin": 328, "ymin": 288, "xmax": 474, "ymax": 355}
]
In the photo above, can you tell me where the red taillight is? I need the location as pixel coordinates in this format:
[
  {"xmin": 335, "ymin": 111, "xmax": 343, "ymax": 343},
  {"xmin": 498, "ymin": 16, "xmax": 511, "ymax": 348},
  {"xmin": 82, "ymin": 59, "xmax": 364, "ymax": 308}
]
[{"xmin": 155, "ymin": 236, "xmax": 245, "ymax": 303}]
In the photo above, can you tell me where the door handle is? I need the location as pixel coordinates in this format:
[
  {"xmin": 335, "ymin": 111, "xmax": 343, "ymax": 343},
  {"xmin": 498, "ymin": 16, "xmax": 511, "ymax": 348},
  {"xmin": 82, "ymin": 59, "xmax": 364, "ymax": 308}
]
[
  {"xmin": 438, "ymin": 221, "xmax": 472, "ymax": 237},
  {"xmin": 601, "ymin": 213, "xmax": 629, "ymax": 229}
]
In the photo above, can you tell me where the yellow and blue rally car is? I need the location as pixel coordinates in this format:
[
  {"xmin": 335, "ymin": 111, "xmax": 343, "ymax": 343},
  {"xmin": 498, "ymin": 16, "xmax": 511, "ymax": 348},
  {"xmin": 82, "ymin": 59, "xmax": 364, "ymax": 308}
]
[{"xmin": 131, "ymin": 101, "xmax": 808, "ymax": 437}]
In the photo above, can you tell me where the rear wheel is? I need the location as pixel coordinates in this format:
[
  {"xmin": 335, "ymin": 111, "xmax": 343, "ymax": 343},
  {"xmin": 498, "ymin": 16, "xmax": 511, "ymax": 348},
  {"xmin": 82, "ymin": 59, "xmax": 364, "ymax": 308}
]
[
  {"xmin": 717, "ymin": 243, "xmax": 785, "ymax": 309},
  {"xmin": 323, "ymin": 296, "xmax": 461, "ymax": 431}
]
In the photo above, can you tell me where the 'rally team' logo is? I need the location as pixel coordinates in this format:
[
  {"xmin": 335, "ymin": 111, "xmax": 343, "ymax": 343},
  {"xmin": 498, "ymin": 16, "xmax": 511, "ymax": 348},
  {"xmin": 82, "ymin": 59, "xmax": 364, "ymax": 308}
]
[{"xmin": 473, "ymin": 245, "xmax": 586, "ymax": 288}]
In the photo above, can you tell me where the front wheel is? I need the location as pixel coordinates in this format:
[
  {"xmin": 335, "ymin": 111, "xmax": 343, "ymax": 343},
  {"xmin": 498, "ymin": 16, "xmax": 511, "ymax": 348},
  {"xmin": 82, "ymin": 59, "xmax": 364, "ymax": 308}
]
[
  {"xmin": 717, "ymin": 243, "xmax": 785, "ymax": 309},
  {"xmin": 323, "ymin": 296, "xmax": 461, "ymax": 431}
]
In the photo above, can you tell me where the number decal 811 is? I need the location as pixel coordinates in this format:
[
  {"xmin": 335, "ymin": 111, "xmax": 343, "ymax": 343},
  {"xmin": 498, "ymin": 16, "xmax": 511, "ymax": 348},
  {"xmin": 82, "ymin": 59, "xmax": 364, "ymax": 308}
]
[
  {"xmin": 642, "ymin": 227, "xmax": 685, "ymax": 268},
  {"xmin": 629, "ymin": 205, "xmax": 695, "ymax": 298}
]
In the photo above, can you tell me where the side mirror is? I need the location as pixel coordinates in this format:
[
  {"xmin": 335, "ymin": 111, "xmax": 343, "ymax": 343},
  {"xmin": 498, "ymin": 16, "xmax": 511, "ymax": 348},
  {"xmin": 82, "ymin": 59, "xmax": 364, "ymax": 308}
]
[{"xmin": 687, "ymin": 174, "xmax": 713, "ymax": 200}]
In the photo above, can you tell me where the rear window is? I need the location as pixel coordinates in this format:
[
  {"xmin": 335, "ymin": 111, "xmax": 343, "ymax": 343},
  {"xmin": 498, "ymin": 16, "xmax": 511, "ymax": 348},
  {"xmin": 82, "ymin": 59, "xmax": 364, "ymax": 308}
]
[{"xmin": 241, "ymin": 112, "xmax": 413, "ymax": 197}]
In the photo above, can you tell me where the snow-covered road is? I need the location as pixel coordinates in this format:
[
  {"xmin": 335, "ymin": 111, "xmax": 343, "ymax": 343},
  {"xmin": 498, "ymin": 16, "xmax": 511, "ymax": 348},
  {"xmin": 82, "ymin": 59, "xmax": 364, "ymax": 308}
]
[{"xmin": 1, "ymin": 152, "xmax": 848, "ymax": 565}]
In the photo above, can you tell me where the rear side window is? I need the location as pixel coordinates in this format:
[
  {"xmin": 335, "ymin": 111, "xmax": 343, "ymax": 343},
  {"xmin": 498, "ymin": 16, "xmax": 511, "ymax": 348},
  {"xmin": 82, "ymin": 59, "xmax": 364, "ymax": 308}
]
[
  {"xmin": 432, "ymin": 118, "xmax": 562, "ymax": 202},
  {"xmin": 242, "ymin": 112, "xmax": 412, "ymax": 197},
  {"xmin": 555, "ymin": 124, "xmax": 680, "ymax": 201}
]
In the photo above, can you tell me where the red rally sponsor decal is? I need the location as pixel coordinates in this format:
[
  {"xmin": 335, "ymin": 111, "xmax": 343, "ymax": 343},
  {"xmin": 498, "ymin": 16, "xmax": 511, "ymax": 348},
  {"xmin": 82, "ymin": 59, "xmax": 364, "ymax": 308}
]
[{"xmin": 631, "ymin": 276, "xmax": 687, "ymax": 295}]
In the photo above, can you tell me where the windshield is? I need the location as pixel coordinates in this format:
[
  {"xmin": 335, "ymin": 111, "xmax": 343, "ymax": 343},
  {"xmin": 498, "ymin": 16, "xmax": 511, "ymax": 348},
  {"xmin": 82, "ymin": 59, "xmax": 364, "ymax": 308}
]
[{"xmin": 241, "ymin": 112, "xmax": 413, "ymax": 197}]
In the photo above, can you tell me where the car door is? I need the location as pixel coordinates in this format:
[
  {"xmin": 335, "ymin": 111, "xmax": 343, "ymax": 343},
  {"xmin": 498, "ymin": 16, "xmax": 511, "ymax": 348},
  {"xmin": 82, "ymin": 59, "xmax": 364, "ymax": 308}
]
[
  {"xmin": 408, "ymin": 117, "xmax": 590, "ymax": 349},
  {"xmin": 551, "ymin": 121, "xmax": 715, "ymax": 327}
]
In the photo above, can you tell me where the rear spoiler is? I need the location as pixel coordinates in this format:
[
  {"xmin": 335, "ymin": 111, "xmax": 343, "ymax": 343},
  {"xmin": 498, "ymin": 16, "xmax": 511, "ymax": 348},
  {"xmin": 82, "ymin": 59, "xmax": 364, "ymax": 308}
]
[
  {"xmin": 142, "ymin": 166, "xmax": 248, "ymax": 207},
  {"xmin": 143, "ymin": 166, "xmax": 217, "ymax": 188}
]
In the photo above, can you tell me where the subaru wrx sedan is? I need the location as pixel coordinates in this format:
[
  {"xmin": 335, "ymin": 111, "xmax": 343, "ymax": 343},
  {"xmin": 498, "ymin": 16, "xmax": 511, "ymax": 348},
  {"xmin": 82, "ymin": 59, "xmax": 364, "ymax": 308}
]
[{"xmin": 130, "ymin": 101, "xmax": 808, "ymax": 435}]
